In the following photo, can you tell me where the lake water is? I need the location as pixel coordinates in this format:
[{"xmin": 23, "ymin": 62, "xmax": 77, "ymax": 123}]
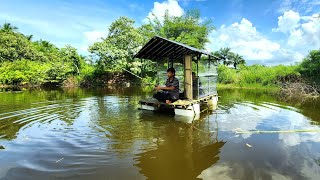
[{"xmin": 0, "ymin": 87, "xmax": 319, "ymax": 180}]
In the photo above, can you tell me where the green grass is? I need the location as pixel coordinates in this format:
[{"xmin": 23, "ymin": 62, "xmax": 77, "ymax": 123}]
[{"xmin": 218, "ymin": 64, "xmax": 300, "ymax": 88}]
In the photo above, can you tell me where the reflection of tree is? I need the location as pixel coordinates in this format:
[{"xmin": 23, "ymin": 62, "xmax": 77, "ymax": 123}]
[
  {"xmin": 0, "ymin": 87, "xmax": 90, "ymax": 140},
  {"xmin": 133, "ymin": 120, "xmax": 225, "ymax": 180},
  {"xmin": 92, "ymin": 88, "xmax": 152, "ymax": 155},
  {"xmin": 287, "ymin": 98, "xmax": 320, "ymax": 124}
]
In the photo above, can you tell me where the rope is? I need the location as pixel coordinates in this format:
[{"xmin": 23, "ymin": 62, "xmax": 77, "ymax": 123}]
[
  {"xmin": 180, "ymin": 125, "xmax": 320, "ymax": 135},
  {"xmin": 185, "ymin": 122, "xmax": 216, "ymax": 134},
  {"xmin": 235, "ymin": 129, "xmax": 320, "ymax": 134}
]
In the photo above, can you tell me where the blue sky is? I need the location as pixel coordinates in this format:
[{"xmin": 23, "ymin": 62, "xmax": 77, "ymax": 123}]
[{"xmin": 0, "ymin": 0, "xmax": 319, "ymax": 65}]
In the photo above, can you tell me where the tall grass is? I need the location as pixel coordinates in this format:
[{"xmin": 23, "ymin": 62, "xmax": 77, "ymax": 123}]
[{"xmin": 218, "ymin": 64, "xmax": 300, "ymax": 88}]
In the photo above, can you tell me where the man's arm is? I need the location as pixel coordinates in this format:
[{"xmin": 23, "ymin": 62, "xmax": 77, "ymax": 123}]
[
  {"xmin": 160, "ymin": 86, "xmax": 175, "ymax": 91},
  {"xmin": 155, "ymin": 86, "xmax": 175, "ymax": 91}
]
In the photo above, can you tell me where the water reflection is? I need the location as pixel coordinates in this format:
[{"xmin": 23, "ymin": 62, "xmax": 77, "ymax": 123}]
[
  {"xmin": 198, "ymin": 88, "xmax": 320, "ymax": 180},
  {"xmin": 0, "ymin": 87, "xmax": 319, "ymax": 179},
  {"xmin": 134, "ymin": 121, "xmax": 225, "ymax": 179}
]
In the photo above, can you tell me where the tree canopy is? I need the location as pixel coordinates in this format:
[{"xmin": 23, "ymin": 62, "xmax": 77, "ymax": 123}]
[
  {"xmin": 148, "ymin": 9, "xmax": 214, "ymax": 49},
  {"xmin": 299, "ymin": 49, "xmax": 320, "ymax": 78},
  {"xmin": 89, "ymin": 17, "xmax": 145, "ymax": 73},
  {"xmin": 89, "ymin": 9, "xmax": 214, "ymax": 75},
  {"xmin": 0, "ymin": 23, "xmax": 93, "ymax": 86}
]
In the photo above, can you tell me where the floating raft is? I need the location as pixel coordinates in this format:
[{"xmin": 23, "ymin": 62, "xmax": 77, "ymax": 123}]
[
  {"xmin": 139, "ymin": 94, "xmax": 218, "ymax": 117},
  {"xmin": 140, "ymin": 94, "xmax": 217, "ymax": 108}
]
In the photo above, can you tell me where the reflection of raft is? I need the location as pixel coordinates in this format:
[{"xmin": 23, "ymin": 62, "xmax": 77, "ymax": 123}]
[
  {"xmin": 134, "ymin": 36, "xmax": 219, "ymax": 118},
  {"xmin": 134, "ymin": 139, "xmax": 226, "ymax": 180}
]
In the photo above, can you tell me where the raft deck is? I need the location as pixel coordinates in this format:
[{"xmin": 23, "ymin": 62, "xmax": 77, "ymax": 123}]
[{"xmin": 139, "ymin": 94, "xmax": 218, "ymax": 109}]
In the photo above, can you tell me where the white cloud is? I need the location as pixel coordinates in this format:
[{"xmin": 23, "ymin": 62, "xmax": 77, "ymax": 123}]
[
  {"xmin": 272, "ymin": 10, "xmax": 300, "ymax": 33},
  {"xmin": 278, "ymin": 0, "xmax": 320, "ymax": 15},
  {"xmin": 272, "ymin": 11, "xmax": 320, "ymax": 57},
  {"xmin": 207, "ymin": 18, "xmax": 280, "ymax": 62},
  {"xmin": 206, "ymin": 11, "xmax": 319, "ymax": 65},
  {"xmin": 198, "ymin": 162, "xmax": 293, "ymax": 180},
  {"xmin": 144, "ymin": 0, "xmax": 184, "ymax": 23},
  {"xmin": 287, "ymin": 14, "xmax": 320, "ymax": 49}
]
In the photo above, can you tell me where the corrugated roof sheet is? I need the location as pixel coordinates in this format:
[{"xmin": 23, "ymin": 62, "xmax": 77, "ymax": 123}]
[{"xmin": 134, "ymin": 36, "xmax": 212, "ymax": 62}]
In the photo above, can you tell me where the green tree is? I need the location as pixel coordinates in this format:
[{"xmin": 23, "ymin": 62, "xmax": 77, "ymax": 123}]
[
  {"xmin": 25, "ymin": 35, "xmax": 33, "ymax": 41},
  {"xmin": 0, "ymin": 59, "xmax": 48, "ymax": 85},
  {"xmin": 0, "ymin": 23, "xmax": 91, "ymax": 86},
  {"xmin": 148, "ymin": 9, "xmax": 214, "ymax": 49},
  {"xmin": 299, "ymin": 49, "xmax": 320, "ymax": 78},
  {"xmin": 230, "ymin": 53, "xmax": 245, "ymax": 69},
  {"xmin": 0, "ymin": 30, "xmax": 41, "ymax": 62},
  {"xmin": 213, "ymin": 48, "xmax": 245, "ymax": 68},
  {"xmin": 138, "ymin": 24, "xmax": 156, "ymax": 44},
  {"xmin": 33, "ymin": 40, "xmax": 60, "ymax": 62},
  {"xmin": 214, "ymin": 48, "xmax": 232, "ymax": 65},
  {"xmin": 0, "ymin": 23, "xmax": 18, "ymax": 32},
  {"xmin": 60, "ymin": 45, "xmax": 82, "ymax": 75},
  {"xmin": 89, "ymin": 17, "xmax": 144, "ymax": 73}
]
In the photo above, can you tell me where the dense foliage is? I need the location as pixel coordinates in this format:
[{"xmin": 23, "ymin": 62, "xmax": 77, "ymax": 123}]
[
  {"xmin": 149, "ymin": 9, "xmax": 214, "ymax": 49},
  {"xmin": 299, "ymin": 49, "xmax": 320, "ymax": 79},
  {"xmin": 0, "ymin": 23, "xmax": 94, "ymax": 86}
]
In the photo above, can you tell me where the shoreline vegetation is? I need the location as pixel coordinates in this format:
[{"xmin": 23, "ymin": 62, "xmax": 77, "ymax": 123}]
[{"xmin": 0, "ymin": 10, "xmax": 319, "ymax": 101}]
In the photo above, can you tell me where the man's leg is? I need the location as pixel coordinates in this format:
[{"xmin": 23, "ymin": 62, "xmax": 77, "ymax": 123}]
[
  {"xmin": 153, "ymin": 92, "xmax": 170, "ymax": 103},
  {"xmin": 166, "ymin": 97, "xmax": 178, "ymax": 104}
]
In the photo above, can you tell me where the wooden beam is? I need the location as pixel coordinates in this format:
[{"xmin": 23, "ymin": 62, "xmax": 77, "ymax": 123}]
[{"xmin": 184, "ymin": 55, "xmax": 193, "ymax": 100}]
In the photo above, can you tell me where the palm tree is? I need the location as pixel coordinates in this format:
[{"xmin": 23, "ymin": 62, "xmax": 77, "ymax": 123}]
[
  {"xmin": 0, "ymin": 23, "xmax": 18, "ymax": 32},
  {"xmin": 25, "ymin": 34, "xmax": 33, "ymax": 41},
  {"xmin": 219, "ymin": 47, "xmax": 233, "ymax": 65},
  {"xmin": 230, "ymin": 53, "xmax": 245, "ymax": 69},
  {"xmin": 212, "ymin": 51, "xmax": 222, "ymax": 64},
  {"xmin": 40, "ymin": 40, "xmax": 52, "ymax": 48}
]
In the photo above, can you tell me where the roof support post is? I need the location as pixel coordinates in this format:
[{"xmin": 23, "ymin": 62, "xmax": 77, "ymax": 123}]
[
  {"xmin": 196, "ymin": 54, "xmax": 201, "ymax": 99},
  {"xmin": 140, "ymin": 58, "xmax": 143, "ymax": 78},
  {"xmin": 184, "ymin": 55, "xmax": 193, "ymax": 100}
]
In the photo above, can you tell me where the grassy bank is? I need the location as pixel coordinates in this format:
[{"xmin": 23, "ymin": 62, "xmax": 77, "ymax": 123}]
[
  {"xmin": 218, "ymin": 64, "xmax": 300, "ymax": 86},
  {"xmin": 217, "ymin": 59, "xmax": 320, "ymax": 100},
  {"xmin": 217, "ymin": 83, "xmax": 279, "ymax": 91}
]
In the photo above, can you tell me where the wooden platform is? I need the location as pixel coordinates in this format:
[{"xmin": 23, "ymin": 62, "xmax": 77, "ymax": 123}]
[{"xmin": 139, "ymin": 94, "xmax": 218, "ymax": 109}]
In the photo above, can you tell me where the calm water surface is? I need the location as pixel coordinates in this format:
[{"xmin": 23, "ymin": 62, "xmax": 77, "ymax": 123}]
[{"xmin": 0, "ymin": 87, "xmax": 319, "ymax": 180}]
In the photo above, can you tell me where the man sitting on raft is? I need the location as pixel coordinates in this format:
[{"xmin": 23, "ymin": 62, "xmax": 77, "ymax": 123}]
[{"xmin": 153, "ymin": 68, "xmax": 179, "ymax": 104}]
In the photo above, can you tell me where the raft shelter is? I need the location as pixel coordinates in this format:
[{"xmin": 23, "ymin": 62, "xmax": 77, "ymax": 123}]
[{"xmin": 134, "ymin": 36, "xmax": 218, "ymax": 118}]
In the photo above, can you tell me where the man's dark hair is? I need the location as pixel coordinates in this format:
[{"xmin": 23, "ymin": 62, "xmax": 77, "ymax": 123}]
[{"xmin": 167, "ymin": 68, "xmax": 175, "ymax": 75}]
